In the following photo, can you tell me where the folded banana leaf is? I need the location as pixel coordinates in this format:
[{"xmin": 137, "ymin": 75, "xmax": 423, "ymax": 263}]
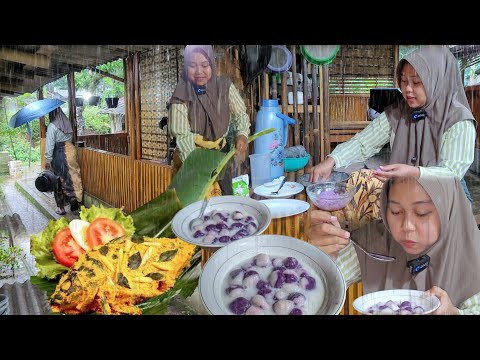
[{"xmin": 130, "ymin": 128, "xmax": 274, "ymax": 238}]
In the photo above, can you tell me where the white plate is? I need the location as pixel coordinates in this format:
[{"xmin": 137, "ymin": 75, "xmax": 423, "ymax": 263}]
[
  {"xmin": 171, "ymin": 195, "xmax": 272, "ymax": 252},
  {"xmin": 259, "ymin": 199, "xmax": 310, "ymax": 219},
  {"xmin": 254, "ymin": 182, "xmax": 304, "ymax": 199},
  {"xmin": 199, "ymin": 235, "xmax": 346, "ymax": 315},
  {"xmin": 353, "ymin": 289, "xmax": 441, "ymax": 315}
]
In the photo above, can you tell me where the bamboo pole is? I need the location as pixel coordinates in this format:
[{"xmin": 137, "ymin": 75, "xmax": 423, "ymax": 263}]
[
  {"xmin": 281, "ymin": 72, "xmax": 288, "ymax": 115},
  {"xmin": 290, "ymin": 45, "xmax": 299, "ymax": 147},
  {"xmin": 312, "ymin": 64, "xmax": 320, "ymax": 164},
  {"xmin": 302, "ymin": 58, "xmax": 311, "ymax": 161},
  {"xmin": 133, "ymin": 52, "xmax": 142, "ymax": 161},
  {"xmin": 322, "ymin": 64, "xmax": 330, "ymax": 156}
]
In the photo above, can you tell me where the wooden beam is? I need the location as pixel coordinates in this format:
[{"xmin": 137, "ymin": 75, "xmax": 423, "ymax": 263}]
[
  {"xmin": 0, "ymin": 47, "xmax": 50, "ymax": 69},
  {"xmin": 90, "ymin": 67, "xmax": 124, "ymax": 83}
]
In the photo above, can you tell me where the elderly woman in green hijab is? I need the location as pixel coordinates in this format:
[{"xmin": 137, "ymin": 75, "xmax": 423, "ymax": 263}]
[{"xmin": 169, "ymin": 45, "xmax": 250, "ymax": 196}]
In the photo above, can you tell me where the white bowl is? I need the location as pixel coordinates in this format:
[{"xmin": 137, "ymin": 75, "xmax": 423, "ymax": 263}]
[
  {"xmin": 199, "ymin": 235, "xmax": 346, "ymax": 315},
  {"xmin": 172, "ymin": 196, "xmax": 272, "ymax": 252},
  {"xmin": 353, "ymin": 289, "xmax": 441, "ymax": 315}
]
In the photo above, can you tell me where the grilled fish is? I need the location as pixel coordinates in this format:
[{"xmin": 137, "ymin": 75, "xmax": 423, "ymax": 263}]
[{"xmin": 50, "ymin": 236, "xmax": 196, "ymax": 314}]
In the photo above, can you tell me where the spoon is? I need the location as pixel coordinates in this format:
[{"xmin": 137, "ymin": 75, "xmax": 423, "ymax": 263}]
[
  {"xmin": 271, "ymin": 177, "xmax": 288, "ymax": 195},
  {"xmin": 189, "ymin": 197, "xmax": 209, "ymax": 231},
  {"xmin": 349, "ymin": 238, "xmax": 396, "ymax": 262}
]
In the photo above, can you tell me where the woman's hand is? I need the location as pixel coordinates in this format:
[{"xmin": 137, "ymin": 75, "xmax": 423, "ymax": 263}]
[
  {"xmin": 425, "ymin": 286, "xmax": 460, "ymax": 315},
  {"xmin": 372, "ymin": 164, "xmax": 420, "ymax": 182},
  {"xmin": 235, "ymin": 135, "xmax": 248, "ymax": 156},
  {"xmin": 305, "ymin": 210, "xmax": 350, "ymax": 260},
  {"xmin": 309, "ymin": 157, "xmax": 335, "ymax": 182}
]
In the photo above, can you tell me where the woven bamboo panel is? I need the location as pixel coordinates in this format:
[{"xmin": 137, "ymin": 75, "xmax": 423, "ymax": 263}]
[
  {"xmin": 329, "ymin": 45, "xmax": 395, "ymax": 77},
  {"xmin": 78, "ymin": 148, "xmax": 172, "ymax": 213},
  {"xmin": 139, "ymin": 45, "xmax": 181, "ymax": 162},
  {"xmin": 215, "ymin": 45, "xmax": 244, "ymax": 91},
  {"xmin": 329, "ymin": 94, "xmax": 370, "ymax": 122}
]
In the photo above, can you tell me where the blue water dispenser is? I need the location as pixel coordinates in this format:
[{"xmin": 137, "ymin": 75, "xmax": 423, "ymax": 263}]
[{"xmin": 254, "ymin": 99, "xmax": 296, "ymax": 180}]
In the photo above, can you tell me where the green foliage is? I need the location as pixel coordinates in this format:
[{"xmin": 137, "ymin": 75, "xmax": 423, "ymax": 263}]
[
  {"xmin": 0, "ymin": 96, "xmax": 41, "ymax": 161},
  {"xmin": 82, "ymin": 106, "xmax": 111, "ymax": 133},
  {"xmin": 0, "ymin": 232, "xmax": 25, "ymax": 278}
]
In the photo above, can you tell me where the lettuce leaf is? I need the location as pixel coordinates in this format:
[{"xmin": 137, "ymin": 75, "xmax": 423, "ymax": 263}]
[
  {"xmin": 31, "ymin": 205, "xmax": 135, "ymax": 280},
  {"xmin": 30, "ymin": 218, "xmax": 69, "ymax": 279},
  {"xmin": 79, "ymin": 204, "xmax": 135, "ymax": 236}
]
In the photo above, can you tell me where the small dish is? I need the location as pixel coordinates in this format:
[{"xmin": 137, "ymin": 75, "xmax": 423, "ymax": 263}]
[
  {"xmin": 297, "ymin": 171, "xmax": 350, "ymax": 188},
  {"xmin": 259, "ymin": 199, "xmax": 310, "ymax": 219},
  {"xmin": 254, "ymin": 182, "xmax": 304, "ymax": 199},
  {"xmin": 263, "ymin": 176, "xmax": 285, "ymax": 188},
  {"xmin": 353, "ymin": 289, "xmax": 441, "ymax": 315},
  {"xmin": 306, "ymin": 182, "xmax": 355, "ymax": 211}
]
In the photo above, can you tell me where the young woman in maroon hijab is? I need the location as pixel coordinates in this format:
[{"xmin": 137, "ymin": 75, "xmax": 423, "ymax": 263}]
[
  {"xmin": 306, "ymin": 176, "xmax": 480, "ymax": 314},
  {"xmin": 169, "ymin": 45, "xmax": 250, "ymax": 195}
]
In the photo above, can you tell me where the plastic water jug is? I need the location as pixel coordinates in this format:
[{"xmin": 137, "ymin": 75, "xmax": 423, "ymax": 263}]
[{"xmin": 254, "ymin": 99, "xmax": 296, "ymax": 180}]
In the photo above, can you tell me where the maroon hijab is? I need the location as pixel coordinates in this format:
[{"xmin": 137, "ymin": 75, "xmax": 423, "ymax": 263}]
[
  {"xmin": 386, "ymin": 45, "xmax": 475, "ymax": 167},
  {"xmin": 169, "ymin": 45, "xmax": 231, "ymax": 141}
]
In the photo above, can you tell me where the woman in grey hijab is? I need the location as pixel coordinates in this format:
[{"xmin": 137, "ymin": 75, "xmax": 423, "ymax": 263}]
[
  {"xmin": 307, "ymin": 175, "xmax": 480, "ymax": 314},
  {"xmin": 45, "ymin": 107, "xmax": 83, "ymax": 215},
  {"xmin": 309, "ymin": 46, "xmax": 476, "ymax": 202}
]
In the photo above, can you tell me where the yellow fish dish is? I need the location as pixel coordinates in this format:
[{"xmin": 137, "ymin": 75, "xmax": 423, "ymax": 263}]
[{"xmin": 50, "ymin": 236, "xmax": 196, "ymax": 315}]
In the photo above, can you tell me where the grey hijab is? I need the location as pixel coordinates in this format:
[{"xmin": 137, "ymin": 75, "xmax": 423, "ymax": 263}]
[
  {"xmin": 169, "ymin": 45, "xmax": 231, "ymax": 141},
  {"xmin": 386, "ymin": 45, "xmax": 475, "ymax": 167},
  {"xmin": 50, "ymin": 108, "xmax": 73, "ymax": 134},
  {"xmin": 352, "ymin": 176, "xmax": 480, "ymax": 307}
]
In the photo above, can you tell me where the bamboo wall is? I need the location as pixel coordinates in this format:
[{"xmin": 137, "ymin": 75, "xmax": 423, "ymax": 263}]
[
  {"xmin": 78, "ymin": 148, "xmax": 172, "ymax": 213},
  {"xmin": 139, "ymin": 46, "xmax": 180, "ymax": 162}
]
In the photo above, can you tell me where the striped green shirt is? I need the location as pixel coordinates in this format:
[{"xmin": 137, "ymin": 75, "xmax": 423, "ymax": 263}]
[
  {"xmin": 329, "ymin": 112, "xmax": 476, "ymax": 179},
  {"xmin": 169, "ymin": 83, "xmax": 250, "ymax": 162},
  {"xmin": 336, "ymin": 243, "xmax": 480, "ymax": 314}
]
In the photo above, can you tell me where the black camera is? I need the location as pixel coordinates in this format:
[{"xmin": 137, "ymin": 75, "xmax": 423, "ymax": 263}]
[{"xmin": 407, "ymin": 254, "xmax": 430, "ymax": 275}]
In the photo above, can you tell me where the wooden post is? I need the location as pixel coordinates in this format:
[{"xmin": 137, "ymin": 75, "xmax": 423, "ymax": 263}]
[
  {"xmin": 37, "ymin": 89, "xmax": 46, "ymax": 169},
  {"xmin": 67, "ymin": 71, "xmax": 77, "ymax": 145},
  {"xmin": 393, "ymin": 45, "xmax": 399, "ymax": 87}
]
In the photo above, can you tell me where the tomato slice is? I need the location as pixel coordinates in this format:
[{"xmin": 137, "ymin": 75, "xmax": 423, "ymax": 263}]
[
  {"xmin": 52, "ymin": 227, "xmax": 86, "ymax": 267},
  {"xmin": 86, "ymin": 218, "xmax": 126, "ymax": 249}
]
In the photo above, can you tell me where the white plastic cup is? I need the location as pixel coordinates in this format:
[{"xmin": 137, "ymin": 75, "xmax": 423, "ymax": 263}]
[{"xmin": 249, "ymin": 153, "xmax": 271, "ymax": 189}]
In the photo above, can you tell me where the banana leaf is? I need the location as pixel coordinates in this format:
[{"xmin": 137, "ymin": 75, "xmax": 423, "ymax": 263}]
[
  {"xmin": 130, "ymin": 128, "xmax": 274, "ymax": 238},
  {"xmin": 130, "ymin": 188, "xmax": 181, "ymax": 238}
]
